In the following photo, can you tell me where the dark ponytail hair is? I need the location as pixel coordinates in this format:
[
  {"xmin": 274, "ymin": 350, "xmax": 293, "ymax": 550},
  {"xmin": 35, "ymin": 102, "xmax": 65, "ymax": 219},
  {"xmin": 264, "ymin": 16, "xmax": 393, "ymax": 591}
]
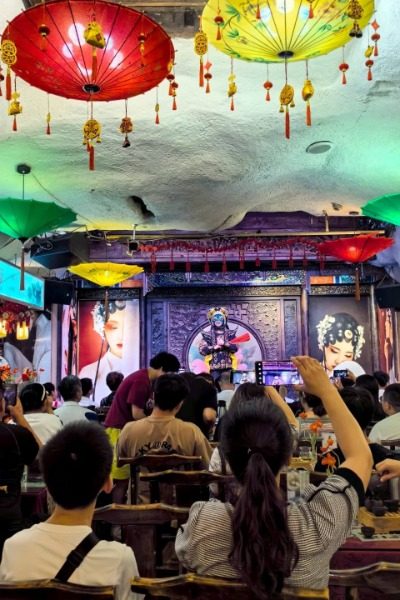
[{"xmin": 221, "ymin": 398, "xmax": 298, "ymax": 598}]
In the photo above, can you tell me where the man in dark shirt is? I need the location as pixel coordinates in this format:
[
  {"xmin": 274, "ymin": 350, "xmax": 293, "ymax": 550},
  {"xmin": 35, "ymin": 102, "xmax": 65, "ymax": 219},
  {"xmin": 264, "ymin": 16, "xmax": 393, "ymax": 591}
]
[
  {"xmin": 177, "ymin": 373, "xmax": 218, "ymax": 437},
  {"xmin": 0, "ymin": 387, "xmax": 40, "ymax": 559},
  {"xmin": 104, "ymin": 352, "xmax": 180, "ymax": 502}
]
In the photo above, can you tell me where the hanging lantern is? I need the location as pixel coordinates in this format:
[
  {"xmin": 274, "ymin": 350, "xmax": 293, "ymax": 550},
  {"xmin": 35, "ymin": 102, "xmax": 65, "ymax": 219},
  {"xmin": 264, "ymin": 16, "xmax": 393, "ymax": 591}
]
[
  {"xmin": 194, "ymin": 19, "xmax": 208, "ymax": 88},
  {"xmin": 204, "ymin": 61, "xmax": 213, "ymax": 93},
  {"xmin": 365, "ymin": 58, "xmax": 374, "ymax": 81},
  {"xmin": 302, "ymin": 78, "xmax": 314, "ymax": 127},
  {"xmin": 371, "ymin": 19, "xmax": 381, "ymax": 56},
  {"xmin": 0, "ymin": 319, "xmax": 7, "ymax": 338},
  {"xmin": 279, "ymin": 83, "xmax": 294, "ymax": 139},
  {"xmin": 38, "ymin": 23, "xmax": 50, "ymax": 51},
  {"xmin": 119, "ymin": 99, "xmax": 133, "ymax": 148},
  {"xmin": 8, "ymin": 88, "xmax": 22, "ymax": 132},
  {"xmin": 318, "ymin": 235, "xmax": 393, "ymax": 301},
  {"xmin": 16, "ymin": 320, "xmax": 29, "ymax": 341},
  {"xmin": 166, "ymin": 72, "xmax": 175, "ymax": 96},
  {"xmin": 339, "ymin": 61, "xmax": 349, "ymax": 85},
  {"xmin": 1, "ymin": 39, "xmax": 17, "ymax": 101},
  {"xmin": 347, "ymin": 0, "xmax": 364, "ymax": 38},
  {"xmin": 83, "ymin": 117, "xmax": 101, "ymax": 170},
  {"xmin": 263, "ymin": 80, "xmax": 273, "ymax": 102}
]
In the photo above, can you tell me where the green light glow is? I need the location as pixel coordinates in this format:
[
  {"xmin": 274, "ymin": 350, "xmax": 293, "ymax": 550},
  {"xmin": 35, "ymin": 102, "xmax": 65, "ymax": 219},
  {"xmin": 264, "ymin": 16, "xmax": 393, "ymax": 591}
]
[{"xmin": 361, "ymin": 194, "xmax": 400, "ymax": 226}]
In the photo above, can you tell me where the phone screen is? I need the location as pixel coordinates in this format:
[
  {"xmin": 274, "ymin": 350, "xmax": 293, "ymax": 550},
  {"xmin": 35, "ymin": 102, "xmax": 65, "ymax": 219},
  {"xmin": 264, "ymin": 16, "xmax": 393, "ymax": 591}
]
[
  {"xmin": 255, "ymin": 361, "xmax": 303, "ymax": 386},
  {"xmin": 4, "ymin": 384, "xmax": 17, "ymax": 407},
  {"xmin": 333, "ymin": 369, "xmax": 348, "ymax": 379}
]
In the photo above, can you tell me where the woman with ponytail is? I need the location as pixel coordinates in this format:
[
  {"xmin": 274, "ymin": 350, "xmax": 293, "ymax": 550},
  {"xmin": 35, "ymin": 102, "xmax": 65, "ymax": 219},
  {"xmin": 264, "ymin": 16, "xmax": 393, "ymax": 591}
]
[{"xmin": 176, "ymin": 356, "xmax": 372, "ymax": 596}]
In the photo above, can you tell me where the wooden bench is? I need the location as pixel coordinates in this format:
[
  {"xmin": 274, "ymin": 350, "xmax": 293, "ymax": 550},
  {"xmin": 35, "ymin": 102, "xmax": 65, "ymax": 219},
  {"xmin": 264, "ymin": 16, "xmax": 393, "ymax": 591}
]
[
  {"xmin": 330, "ymin": 561, "xmax": 400, "ymax": 598},
  {"xmin": 0, "ymin": 580, "xmax": 114, "ymax": 599}
]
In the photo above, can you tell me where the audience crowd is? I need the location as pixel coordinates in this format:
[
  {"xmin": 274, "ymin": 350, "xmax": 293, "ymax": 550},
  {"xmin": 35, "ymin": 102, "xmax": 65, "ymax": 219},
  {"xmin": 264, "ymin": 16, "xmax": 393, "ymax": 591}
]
[{"xmin": 0, "ymin": 350, "xmax": 399, "ymax": 599}]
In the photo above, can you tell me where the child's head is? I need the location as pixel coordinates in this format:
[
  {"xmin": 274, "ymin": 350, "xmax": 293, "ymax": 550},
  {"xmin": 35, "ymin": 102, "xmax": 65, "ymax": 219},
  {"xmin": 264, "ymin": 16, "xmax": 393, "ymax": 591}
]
[
  {"xmin": 106, "ymin": 371, "xmax": 124, "ymax": 392},
  {"xmin": 20, "ymin": 383, "xmax": 47, "ymax": 413},
  {"xmin": 39, "ymin": 422, "xmax": 113, "ymax": 509},
  {"xmin": 80, "ymin": 377, "xmax": 93, "ymax": 397}
]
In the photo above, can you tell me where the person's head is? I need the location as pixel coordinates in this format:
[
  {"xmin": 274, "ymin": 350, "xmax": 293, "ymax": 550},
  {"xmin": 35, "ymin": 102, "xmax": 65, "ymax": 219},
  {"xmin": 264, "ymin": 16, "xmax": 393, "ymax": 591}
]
[
  {"xmin": 149, "ymin": 352, "xmax": 180, "ymax": 379},
  {"xmin": 196, "ymin": 372, "xmax": 218, "ymax": 391},
  {"xmin": 44, "ymin": 382, "xmax": 56, "ymax": 399},
  {"xmin": 58, "ymin": 376, "xmax": 82, "ymax": 403},
  {"xmin": 153, "ymin": 373, "xmax": 189, "ymax": 413},
  {"xmin": 39, "ymin": 422, "xmax": 113, "ymax": 509},
  {"xmin": 106, "ymin": 371, "xmax": 124, "ymax": 392},
  {"xmin": 218, "ymin": 370, "xmax": 233, "ymax": 390},
  {"xmin": 355, "ymin": 374, "xmax": 379, "ymax": 403},
  {"xmin": 340, "ymin": 386, "xmax": 374, "ymax": 431},
  {"xmin": 382, "ymin": 384, "xmax": 400, "ymax": 416},
  {"xmin": 80, "ymin": 377, "xmax": 93, "ymax": 397},
  {"xmin": 207, "ymin": 307, "xmax": 228, "ymax": 328},
  {"xmin": 92, "ymin": 300, "xmax": 127, "ymax": 359},
  {"xmin": 300, "ymin": 393, "xmax": 327, "ymax": 418},
  {"xmin": 373, "ymin": 370, "xmax": 390, "ymax": 389},
  {"xmin": 221, "ymin": 398, "xmax": 297, "ymax": 597},
  {"xmin": 317, "ymin": 312, "xmax": 365, "ymax": 372},
  {"xmin": 20, "ymin": 383, "xmax": 47, "ymax": 413},
  {"xmin": 229, "ymin": 382, "xmax": 267, "ymax": 412}
]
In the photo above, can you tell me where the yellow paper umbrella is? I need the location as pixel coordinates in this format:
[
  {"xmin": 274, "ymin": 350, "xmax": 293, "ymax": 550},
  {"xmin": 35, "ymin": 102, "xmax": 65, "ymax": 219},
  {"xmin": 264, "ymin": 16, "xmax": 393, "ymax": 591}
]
[{"xmin": 68, "ymin": 262, "xmax": 143, "ymax": 287}]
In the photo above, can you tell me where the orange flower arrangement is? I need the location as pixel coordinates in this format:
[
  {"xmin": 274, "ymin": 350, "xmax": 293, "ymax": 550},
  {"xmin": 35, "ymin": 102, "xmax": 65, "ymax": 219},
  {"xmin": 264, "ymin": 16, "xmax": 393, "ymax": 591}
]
[
  {"xmin": 321, "ymin": 452, "xmax": 337, "ymax": 475},
  {"xmin": 0, "ymin": 365, "xmax": 18, "ymax": 383}
]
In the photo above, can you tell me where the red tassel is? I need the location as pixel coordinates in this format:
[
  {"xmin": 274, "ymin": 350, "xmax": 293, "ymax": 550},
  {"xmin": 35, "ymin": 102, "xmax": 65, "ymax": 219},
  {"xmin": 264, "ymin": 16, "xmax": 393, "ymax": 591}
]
[
  {"xmin": 172, "ymin": 96, "xmax": 177, "ymax": 110},
  {"xmin": 374, "ymin": 44, "xmax": 378, "ymax": 57},
  {"xmin": 256, "ymin": 3, "xmax": 261, "ymax": 19},
  {"xmin": 151, "ymin": 253, "xmax": 157, "ymax": 273},
  {"xmin": 216, "ymin": 27, "xmax": 221, "ymax": 41},
  {"xmin": 222, "ymin": 254, "xmax": 227, "ymax": 273},
  {"xmin": 288, "ymin": 248, "xmax": 294, "ymax": 269},
  {"xmin": 272, "ymin": 255, "xmax": 277, "ymax": 270},
  {"xmin": 306, "ymin": 102, "xmax": 311, "ymax": 127},
  {"xmin": 169, "ymin": 250, "xmax": 174, "ymax": 271},
  {"xmin": 6, "ymin": 68, "xmax": 11, "ymax": 101},
  {"xmin": 255, "ymin": 255, "xmax": 261, "ymax": 268},
  {"xmin": 230, "ymin": 97, "xmax": 235, "ymax": 111},
  {"xmin": 285, "ymin": 107, "xmax": 290, "ymax": 139},
  {"xmin": 302, "ymin": 250, "xmax": 308, "ymax": 268},
  {"xmin": 186, "ymin": 257, "xmax": 191, "ymax": 273},
  {"xmin": 0, "ymin": 83, "xmax": 2, "ymax": 97},
  {"xmin": 309, "ymin": 3, "xmax": 314, "ymax": 18},
  {"xmin": 168, "ymin": 83, "xmax": 173, "ymax": 96},
  {"xmin": 368, "ymin": 68, "xmax": 372, "ymax": 81},
  {"xmin": 155, "ymin": 112, "xmax": 160, "ymax": 125},
  {"xmin": 266, "ymin": 90, "xmax": 270, "ymax": 102},
  {"xmin": 319, "ymin": 254, "xmax": 325, "ymax": 271},
  {"xmin": 239, "ymin": 252, "xmax": 245, "ymax": 270},
  {"xmin": 204, "ymin": 257, "xmax": 210, "ymax": 273},
  {"xmin": 46, "ymin": 122, "xmax": 51, "ymax": 135},
  {"xmin": 89, "ymin": 145, "xmax": 95, "ymax": 170},
  {"xmin": 20, "ymin": 247, "xmax": 25, "ymax": 291},
  {"xmin": 206, "ymin": 80, "xmax": 210, "ymax": 94},
  {"xmin": 199, "ymin": 58, "xmax": 204, "ymax": 88},
  {"xmin": 92, "ymin": 49, "xmax": 98, "ymax": 81},
  {"xmin": 12, "ymin": 116, "xmax": 17, "ymax": 131},
  {"xmin": 342, "ymin": 72, "xmax": 347, "ymax": 85}
]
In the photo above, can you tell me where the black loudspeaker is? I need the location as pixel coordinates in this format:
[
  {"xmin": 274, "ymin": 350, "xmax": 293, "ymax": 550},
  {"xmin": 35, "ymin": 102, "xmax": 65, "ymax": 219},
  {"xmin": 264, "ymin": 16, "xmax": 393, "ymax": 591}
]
[
  {"xmin": 375, "ymin": 285, "xmax": 400, "ymax": 309},
  {"xmin": 45, "ymin": 280, "xmax": 75, "ymax": 305},
  {"xmin": 30, "ymin": 233, "xmax": 89, "ymax": 269}
]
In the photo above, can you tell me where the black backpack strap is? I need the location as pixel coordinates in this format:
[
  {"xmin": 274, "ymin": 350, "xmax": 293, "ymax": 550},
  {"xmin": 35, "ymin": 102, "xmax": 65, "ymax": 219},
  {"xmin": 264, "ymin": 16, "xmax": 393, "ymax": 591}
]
[{"xmin": 55, "ymin": 531, "xmax": 99, "ymax": 582}]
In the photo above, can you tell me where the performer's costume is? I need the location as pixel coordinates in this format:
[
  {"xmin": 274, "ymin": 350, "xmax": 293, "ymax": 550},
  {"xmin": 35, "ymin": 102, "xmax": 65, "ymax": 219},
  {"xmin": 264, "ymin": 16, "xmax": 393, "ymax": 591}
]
[{"xmin": 199, "ymin": 308, "xmax": 238, "ymax": 371}]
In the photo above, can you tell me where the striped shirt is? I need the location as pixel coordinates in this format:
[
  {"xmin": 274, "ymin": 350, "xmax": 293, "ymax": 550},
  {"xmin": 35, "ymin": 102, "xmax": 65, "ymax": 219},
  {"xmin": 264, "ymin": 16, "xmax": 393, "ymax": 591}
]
[{"xmin": 175, "ymin": 469, "xmax": 363, "ymax": 590}]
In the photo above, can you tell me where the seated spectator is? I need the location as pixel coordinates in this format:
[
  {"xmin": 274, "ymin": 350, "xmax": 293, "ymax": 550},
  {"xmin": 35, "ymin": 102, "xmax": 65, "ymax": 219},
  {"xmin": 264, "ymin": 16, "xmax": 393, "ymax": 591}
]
[
  {"xmin": 298, "ymin": 393, "xmax": 327, "ymax": 419},
  {"xmin": 55, "ymin": 376, "xmax": 98, "ymax": 426},
  {"xmin": 100, "ymin": 371, "xmax": 124, "ymax": 408},
  {"xmin": 20, "ymin": 383, "xmax": 62, "ymax": 445},
  {"xmin": 374, "ymin": 370, "xmax": 390, "ymax": 399},
  {"xmin": 118, "ymin": 374, "xmax": 212, "ymax": 466},
  {"xmin": 176, "ymin": 372, "xmax": 217, "ymax": 438},
  {"xmin": 0, "ymin": 385, "xmax": 40, "ymax": 559},
  {"xmin": 315, "ymin": 386, "xmax": 388, "ymax": 472},
  {"xmin": 79, "ymin": 378, "xmax": 95, "ymax": 409},
  {"xmin": 216, "ymin": 371, "xmax": 235, "ymax": 410},
  {"xmin": 356, "ymin": 374, "xmax": 384, "ymax": 421},
  {"xmin": 176, "ymin": 356, "xmax": 372, "ymax": 595},
  {"xmin": 0, "ymin": 422, "xmax": 140, "ymax": 599},
  {"xmin": 44, "ymin": 382, "xmax": 61, "ymax": 409},
  {"xmin": 369, "ymin": 384, "xmax": 400, "ymax": 444}
]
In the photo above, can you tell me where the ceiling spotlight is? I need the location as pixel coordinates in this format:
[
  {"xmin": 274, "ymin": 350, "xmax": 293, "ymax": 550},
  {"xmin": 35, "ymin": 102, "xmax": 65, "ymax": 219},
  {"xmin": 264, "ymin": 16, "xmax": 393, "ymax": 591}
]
[
  {"xmin": 331, "ymin": 202, "xmax": 343, "ymax": 211},
  {"xmin": 306, "ymin": 141, "xmax": 333, "ymax": 154}
]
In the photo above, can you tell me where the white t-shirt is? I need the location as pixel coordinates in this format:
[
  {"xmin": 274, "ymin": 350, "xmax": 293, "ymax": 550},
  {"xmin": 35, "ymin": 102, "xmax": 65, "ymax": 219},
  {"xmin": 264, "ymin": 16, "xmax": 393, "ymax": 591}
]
[
  {"xmin": 24, "ymin": 412, "xmax": 63, "ymax": 444},
  {"xmin": 369, "ymin": 412, "xmax": 400, "ymax": 444},
  {"xmin": 0, "ymin": 523, "xmax": 140, "ymax": 600},
  {"xmin": 217, "ymin": 389, "xmax": 235, "ymax": 410},
  {"xmin": 54, "ymin": 401, "xmax": 96, "ymax": 426}
]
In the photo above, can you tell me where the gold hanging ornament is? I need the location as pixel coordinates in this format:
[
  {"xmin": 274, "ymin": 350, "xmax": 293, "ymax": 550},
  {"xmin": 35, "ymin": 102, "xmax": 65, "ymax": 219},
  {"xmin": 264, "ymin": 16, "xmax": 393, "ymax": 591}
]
[
  {"xmin": 83, "ymin": 116, "xmax": 101, "ymax": 171},
  {"xmin": 84, "ymin": 19, "xmax": 106, "ymax": 81},
  {"xmin": 8, "ymin": 86, "xmax": 22, "ymax": 132},
  {"xmin": 279, "ymin": 84, "xmax": 294, "ymax": 139},
  {"xmin": 227, "ymin": 58, "xmax": 237, "ymax": 111},
  {"xmin": 1, "ymin": 39, "xmax": 17, "ymax": 101},
  {"xmin": 194, "ymin": 18, "xmax": 208, "ymax": 88},
  {"xmin": 119, "ymin": 100, "xmax": 133, "ymax": 147},
  {"xmin": 347, "ymin": 0, "xmax": 364, "ymax": 38},
  {"xmin": 155, "ymin": 86, "xmax": 160, "ymax": 124}
]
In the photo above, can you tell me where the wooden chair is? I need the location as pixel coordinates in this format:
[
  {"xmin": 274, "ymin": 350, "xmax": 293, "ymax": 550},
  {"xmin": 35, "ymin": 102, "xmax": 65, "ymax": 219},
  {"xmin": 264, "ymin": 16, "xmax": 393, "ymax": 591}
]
[
  {"xmin": 117, "ymin": 454, "xmax": 203, "ymax": 504},
  {"xmin": 0, "ymin": 580, "xmax": 114, "ymax": 599},
  {"xmin": 130, "ymin": 574, "xmax": 329, "ymax": 599},
  {"xmin": 139, "ymin": 469, "xmax": 235, "ymax": 505},
  {"xmin": 92, "ymin": 503, "xmax": 189, "ymax": 577},
  {"xmin": 330, "ymin": 561, "xmax": 400, "ymax": 598}
]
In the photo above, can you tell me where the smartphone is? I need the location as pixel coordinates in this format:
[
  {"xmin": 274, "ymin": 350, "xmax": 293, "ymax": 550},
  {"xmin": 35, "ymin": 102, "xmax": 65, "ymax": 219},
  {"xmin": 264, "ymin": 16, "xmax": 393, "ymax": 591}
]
[
  {"xmin": 255, "ymin": 361, "xmax": 302, "ymax": 386},
  {"xmin": 230, "ymin": 371, "xmax": 256, "ymax": 385},
  {"xmin": 333, "ymin": 369, "xmax": 348, "ymax": 379},
  {"xmin": 4, "ymin": 383, "xmax": 17, "ymax": 407}
]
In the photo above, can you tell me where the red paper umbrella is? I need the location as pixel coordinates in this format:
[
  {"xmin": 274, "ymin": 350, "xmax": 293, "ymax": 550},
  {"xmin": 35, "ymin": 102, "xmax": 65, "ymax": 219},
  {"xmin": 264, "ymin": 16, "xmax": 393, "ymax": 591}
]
[
  {"xmin": 318, "ymin": 235, "xmax": 393, "ymax": 301},
  {"xmin": 3, "ymin": 0, "xmax": 174, "ymax": 101}
]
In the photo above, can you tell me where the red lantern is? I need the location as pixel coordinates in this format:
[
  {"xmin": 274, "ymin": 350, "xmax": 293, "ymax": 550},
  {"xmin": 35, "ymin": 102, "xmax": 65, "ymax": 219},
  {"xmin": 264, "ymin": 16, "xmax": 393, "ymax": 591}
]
[
  {"xmin": 318, "ymin": 235, "xmax": 393, "ymax": 301},
  {"xmin": 3, "ymin": 0, "xmax": 174, "ymax": 102}
]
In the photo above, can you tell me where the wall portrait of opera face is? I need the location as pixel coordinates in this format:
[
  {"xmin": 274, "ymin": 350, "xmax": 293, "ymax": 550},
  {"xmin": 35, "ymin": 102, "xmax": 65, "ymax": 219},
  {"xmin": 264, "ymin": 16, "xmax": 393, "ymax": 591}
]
[
  {"xmin": 78, "ymin": 299, "xmax": 140, "ymax": 404},
  {"xmin": 308, "ymin": 296, "xmax": 372, "ymax": 376}
]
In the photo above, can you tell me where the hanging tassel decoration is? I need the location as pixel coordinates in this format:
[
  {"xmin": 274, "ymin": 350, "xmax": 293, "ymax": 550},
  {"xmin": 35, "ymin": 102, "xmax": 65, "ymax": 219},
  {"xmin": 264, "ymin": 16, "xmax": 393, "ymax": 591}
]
[
  {"xmin": 307, "ymin": 0, "xmax": 314, "ymax": 19},
  {"xmin": 151, "ymin": 252, "xmax": 157, "ymax": 274},
  {"xmin": 92, "ymin": 48, "xmax": 98, "ymax": 81},
  {"xmin": 8, "ymin": 85, "xmax": 22, "ymax": 132},
  {"xmin": 302, "ymin": 74, "xmax": 314, "ymax": 127},
  {"xmin": 355, "ymin": 265, "xmax": 361, "ymax": 302},
  {"xmin": 319, "ymin": 253, "xmax": 325, "ymax": 272},
  {"xmin": 263, "ymin": 80, "xmax": 273, "ymax": 102},
  {"xmin": 46, "ymin": 111, "xmax": 51, "ymax": 134},
  {"xmin": 256, "ymin": 3, "xmax": 261, "ymax": 19},
  {"xmin": 339, "ymin": 47, "xmax": 349, "ymax": 85},
  {"xmin": 89, "ymin": 144, "xmax": 95, "ymax": 170},
  {"xmin": 194, "ymin": 20, "xmax": 208, "ymax": 88},
  {"xmin": 83, "ymin": 19, "xmax": 105, "ymax": 80},
  {"xmin": 171, "ymin": 81, "xmax": 178, "ymax": 110},
  {"xmin": 372, "ymin": 32, "xmax": 380, "ymax": 56},
  {"xmin": 255, "ymin": 252, "xmax": 261, "ymax": 268},
  {"xmin": 186, "ymin": 254, "xmax": 191, "ymax": 273},
  {"xmin": 6, "ymin": 67, "xmax": 12, "ymax": 100},
  {"xmin": 239, "ymin": 249, "xmax": 245, "ymax": 270},
  {"xmin": 169, "ymin": 249, "xmax": 174, "ymax": 271},
  {"xmin": 365, "ymin": 59, "xmax": 373, "ymax": 81},
  {"xmin": 167, "ymin": 72, "xmax": 175, "ymax": 96},
  {"xmin": 83, "ymin": 114, "xmax": 101, "ymax": 171},
  {"xmin": 214, "ymin": 10, "xmax": 224, "ymax": 41},
  {"xmin": 222, "ymin": 253, "xmax": 227, "ymax": 273},
  {"xmin": 204, "ymin": 61, "xmax": 212, "ymax": 93},
  {"xmin": 1, "ymin": 39, "xmax": 17, "ymax": 102},
  {"xmin": 280, "ymin": 81, "xmax": 294, "ymax": 140},
  {"xmin": 228, "ymin": 60, "xmax": 237, "ymax": 112},
  {"xmin": 302, "ymin": 248, "xmax": 308, "ymax": 269},
  {"xmin": 272, "ymin": 248, "xmax": 277, "ymax": 270},
  {"xmin": 155, "ymin": 103, "xmax": 160, "ymax": 124},
  {"xmin": 204, "ymin": 250, "xmax": 210, "ymax": 273}
]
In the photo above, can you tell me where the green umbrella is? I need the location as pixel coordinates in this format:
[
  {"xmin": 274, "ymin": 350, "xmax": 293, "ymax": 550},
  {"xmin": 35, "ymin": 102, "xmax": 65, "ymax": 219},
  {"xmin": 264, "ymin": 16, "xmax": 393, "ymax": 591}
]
[
  {"xmin": 0, "ymin": 198, "xmax": 77, "ymax": 289},
  {"xmin": 361, "ymin": 193, "xmax": 400, "ymax": 226}
]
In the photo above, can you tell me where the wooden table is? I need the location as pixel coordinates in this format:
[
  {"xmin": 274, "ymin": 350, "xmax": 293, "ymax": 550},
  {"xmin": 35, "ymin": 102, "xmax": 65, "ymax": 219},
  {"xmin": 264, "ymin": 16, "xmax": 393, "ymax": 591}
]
[{"xmin": 330, "ymin": 535, "xmax": 400, "ymax": 599}]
